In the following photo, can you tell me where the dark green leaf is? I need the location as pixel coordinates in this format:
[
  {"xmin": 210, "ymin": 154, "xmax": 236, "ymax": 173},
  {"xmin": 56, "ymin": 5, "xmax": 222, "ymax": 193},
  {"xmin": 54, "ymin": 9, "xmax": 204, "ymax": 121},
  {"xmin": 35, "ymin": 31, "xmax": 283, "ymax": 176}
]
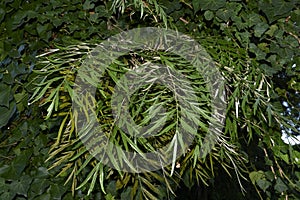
[
  {"xmin": 274, "ymin": 178, "xmax": 288, "ymax": 193},
  {"xmin": 7, "ymin": 62, "xmax": 27, "ymax": 78},
  {"xmin": 249, "ymin": 43, "xmax": 266, "ymax": 60},
  {"xmin": 246, "ymin": 13, "xmax": 261, "ymax": 27},
  {"xmin": 0, "ymin": 83, "xmax": 12, "ymax": 107},
  {"xmin": 192, "ymin": 0, "xmax": 201, "ymax": 13},
  {"xmin": 35, "ymin": 167, "xmax": 50, "ymax": 178},
  {"xmin": 216, "ymin": 8, "xmax": 233, "ymax": 21},
  {"xmin": 30, "ymin": 178, "xmax": 50, "ymax": 196},
  {"xmin": 254, "ymin": 22, "xmax": 269, "ymax": 37},
  {"xmin": 259, "ymin": 0, "xmax": 295, "ymax": 23},
  {"xmin": 83, "ymin": 1, "xmax": 95, "ymax": 10},
  {"xmin": 257, "ymin": 179, "xmax": 271, "ymax": 192},
  {"xmin": 0, "ymin": 165, "xmax": 10, "ymax": 177},
  {"xmin": 0, "ymin": 8, "xmax": 5, "ymax": 23},
  {"xmin": 10, "ymin": 175, "xmax": 32, "ymax": 197},
  {"xmin": 12, "ymin": 149, "xmax": 32, "ymax": 176},
  {"xmin": 49, "ymin": 184, "xmax": 65, "ymax": 199},
  {"xmin": 0, "ymin": 100, "xmax": 16, "ymax": 129},
  {"xmin": 12, "ymin": 11, "xmax": 27, "ymax": 29},
  {"xmin": 0, "ymin": 192, "xmax": 14, "ymax": 200},
  {"xmin": 198, "ymin": 0, "xmax": 226, "ymax": 11}
]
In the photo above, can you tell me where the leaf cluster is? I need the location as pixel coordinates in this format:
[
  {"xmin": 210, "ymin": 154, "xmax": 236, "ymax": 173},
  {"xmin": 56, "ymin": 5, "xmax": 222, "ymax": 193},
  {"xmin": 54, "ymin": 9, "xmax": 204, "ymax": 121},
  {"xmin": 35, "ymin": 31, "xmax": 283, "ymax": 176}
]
[{"xmin": 1, "ymin": 0, "xmax": 299, "ymax": 199}]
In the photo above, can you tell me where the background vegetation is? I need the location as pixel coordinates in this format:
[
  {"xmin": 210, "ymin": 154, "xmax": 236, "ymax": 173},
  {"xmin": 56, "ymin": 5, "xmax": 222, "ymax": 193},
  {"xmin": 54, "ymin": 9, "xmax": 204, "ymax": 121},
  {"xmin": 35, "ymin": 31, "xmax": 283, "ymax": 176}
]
[{"xmin": 0, "ymin": 0, "xmax": 299, "ymax": 199}]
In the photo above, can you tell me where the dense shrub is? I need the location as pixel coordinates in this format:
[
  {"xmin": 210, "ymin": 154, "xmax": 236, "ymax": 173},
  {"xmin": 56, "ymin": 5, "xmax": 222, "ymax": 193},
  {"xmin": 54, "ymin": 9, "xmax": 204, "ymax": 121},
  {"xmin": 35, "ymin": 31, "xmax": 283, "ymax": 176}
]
[{"xmin": 0, "ymin": 0, "xmax": 299, "ymax": 199}]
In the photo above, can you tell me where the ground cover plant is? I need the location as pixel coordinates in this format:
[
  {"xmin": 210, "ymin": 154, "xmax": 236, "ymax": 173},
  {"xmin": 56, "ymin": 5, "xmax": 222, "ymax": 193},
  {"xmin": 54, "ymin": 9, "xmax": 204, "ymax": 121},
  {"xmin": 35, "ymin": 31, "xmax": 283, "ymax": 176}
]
[{"xmin": 0, "ymin": 0, "xmax": 299, "ymax": 199}]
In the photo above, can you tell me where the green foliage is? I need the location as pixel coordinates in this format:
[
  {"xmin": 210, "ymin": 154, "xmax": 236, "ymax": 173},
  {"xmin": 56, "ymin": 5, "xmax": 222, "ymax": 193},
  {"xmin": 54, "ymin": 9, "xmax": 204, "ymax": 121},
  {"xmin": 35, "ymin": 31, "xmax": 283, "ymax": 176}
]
[
  {"xmin": 0, "ymin": 117, "xmax": 73, "ymax": 199},
  {"xmin": 1, "ymin": 0, "xmax": 299, "ymax": 199},
  {"xmin": 31, "ymin": 37, "xmax": 254, "ymax": 199}
]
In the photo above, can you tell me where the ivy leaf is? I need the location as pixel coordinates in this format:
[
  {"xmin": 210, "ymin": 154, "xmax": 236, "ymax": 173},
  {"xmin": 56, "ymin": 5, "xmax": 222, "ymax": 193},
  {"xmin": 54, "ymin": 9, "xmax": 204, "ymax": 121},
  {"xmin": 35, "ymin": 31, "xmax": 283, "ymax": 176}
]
[
  {"xmin": 14, "ymin": 89, "xmax": 28, "ymax": 113},
  {"xmin": 0, "ymin": 177, "xmax": 7, "ymax": 191},
  {"xmin": 256, "ymin": 179, "xmax": 271, "ymax": 192},
  {"xmin": 249, "ymin": 171, "xmax": 264, "ymax": 184},
  {"xmin": 7, "ymin": 62, "xmax": 27, "ymax": 79},
  {"xmin": 36, "ymin": 23, "xmax": 49, "ymax": 36},
  {"xmin": 10, "ymin": 175, "xmax": 32, "ymax": 197},
  {"xmin": 35, "ymin": 167, "xmax": 50, "ymax": 178},
  {"xmin": 216, "ymin": 8, "xmax": 234, "ymax": 21},
  {"xmin": 196, "ymin": 0, "xmax": 226, "ymax": 11},
  {"xmin": 274, "ymin": 178, "xmax": 288, "ymax": 193},
  {"xmin": 259, "ymin": 64, "xmax": 281, "ymax": 76},
  {"xmin": 192, "ymin": 0, "xmax": 201, "ymax": 13},
  {"xmin": 254, "ymin": 22, "xmax": 269, "ymax": 37},
  {"xmin": 49, "ymin": 184, "xmax": 65, "ymax": 199},
  {"xmin": 265, "ymin": 25, "xmax": 278, "ymax": 36},
  {"xmin": 249, "ymin": 43, "xmax": 266, "ymax": 60},
  {"xmin": 235, "ymin": 31, "xmax": 250, "ymax": 46},
  {"xmin": 283, "ymin": 35, "xmax": 299, "ymax": 48},
  {"xmin": 83, "ymin": 1, "xmax": 95, "ymax": 10},
  {"xmin": 259, "ymin": 0, "xmax": 295, "ymax": 23},
  {"xmin": 12, "ymin": 11, "xmax": 27, "ymax": 29},
  {"xmin": 291, "ymin": 9, "xmax": 300, "ymax": 24},
  {"xmin": 0, "ymin": 101, "xmax": 16, "ymax": 129},
  {"xmin": 215, "ymin": 2, "xmax": 241, "ymax": 22},
  {"xmin": 0, "ymin": 192, "xmax": 14, "ymax": 200},
  {"xmin": 52, "ymin": 18, "xmax": 63, "ymax": 28},
  {"xmin": 246, "ymin": 13, "xmax": 261, "ymax": 27},
  {"xmin": 26, "ymin": 10, "xmax": 36, "ymax": 20},
  {"xmin": 96, "ymin": 5, "xmax": 111, "ymax": 17},
  {"xmin": 12, "ymin": 149, "xmax": 32, "ymax": 176},
  {"xmin": 30, "ymin": 179, "xmax": 50, "ymax": 196},
  {"xmin": 280, "ymin": 153, "xmax": 290, "ymax": 164},
  {"xmin": 0, "ymin": 83, "xmax": 12, "ymax": 108}
]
